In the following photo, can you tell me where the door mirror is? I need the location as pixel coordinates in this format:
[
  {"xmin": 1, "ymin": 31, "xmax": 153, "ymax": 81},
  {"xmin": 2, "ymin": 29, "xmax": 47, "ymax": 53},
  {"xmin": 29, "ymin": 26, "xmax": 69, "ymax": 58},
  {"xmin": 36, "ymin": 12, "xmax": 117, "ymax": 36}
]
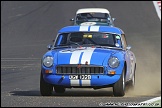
[
  {"xmin": 112, "ymin": 18, "xmax": 116, "ymax": 21},
  {"xmin": 70, "ymin": 18, "xmax": 74, "ymax": 21},
  {"xmin": 126, "ymin": 45, "xmax": 131, "ymax": 50},
  {"xmin": 47, "ymin": 44, "xmax": 52, "ymax": 50}
]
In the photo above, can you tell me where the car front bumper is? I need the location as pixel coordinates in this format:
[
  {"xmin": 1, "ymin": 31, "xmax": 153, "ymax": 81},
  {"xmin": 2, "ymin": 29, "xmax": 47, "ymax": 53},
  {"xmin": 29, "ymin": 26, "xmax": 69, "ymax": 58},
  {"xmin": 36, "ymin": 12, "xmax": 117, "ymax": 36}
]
[{"xmin": 43, "ymin": 74, "xmax": 121, "ymax": 87}]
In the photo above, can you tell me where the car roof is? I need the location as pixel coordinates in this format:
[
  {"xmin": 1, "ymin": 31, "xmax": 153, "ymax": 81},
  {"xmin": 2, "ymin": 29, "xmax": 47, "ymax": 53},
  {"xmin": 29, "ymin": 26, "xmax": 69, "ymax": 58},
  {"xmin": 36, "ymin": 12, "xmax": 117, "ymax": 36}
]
[
  {"xmin": 76, "ymin": 8, "xmax": 110, "ymax": 14},
  {"xmin": 58, "ymin": 26, "xmax": 124, "ymax": 34}
]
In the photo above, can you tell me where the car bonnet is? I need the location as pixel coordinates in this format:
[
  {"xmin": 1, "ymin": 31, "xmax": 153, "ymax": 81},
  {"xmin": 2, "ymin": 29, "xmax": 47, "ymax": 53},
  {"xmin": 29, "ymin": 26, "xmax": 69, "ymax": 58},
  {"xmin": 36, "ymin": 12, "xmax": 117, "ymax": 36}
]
[{"xmin": 55, "ymin": 47, "xmax": 119, "ymax": 65}]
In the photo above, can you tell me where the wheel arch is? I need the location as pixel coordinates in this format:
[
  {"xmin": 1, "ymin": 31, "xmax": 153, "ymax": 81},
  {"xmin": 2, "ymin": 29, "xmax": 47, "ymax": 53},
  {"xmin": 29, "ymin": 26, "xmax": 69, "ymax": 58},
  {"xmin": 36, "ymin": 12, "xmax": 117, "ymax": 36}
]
[{"xmin": 124, "ymin": 61, "xmax": 127, "ymax": 78}]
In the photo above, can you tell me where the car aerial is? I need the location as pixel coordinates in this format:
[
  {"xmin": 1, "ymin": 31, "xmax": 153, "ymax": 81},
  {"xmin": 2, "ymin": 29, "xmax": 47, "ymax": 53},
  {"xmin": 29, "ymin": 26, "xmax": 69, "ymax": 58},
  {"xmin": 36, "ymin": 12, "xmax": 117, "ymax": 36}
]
[
  {"xmin": 40, "ymin": 25, "xmax": 136, "ymax": 97},
  {"xmin": 70, "ymin": 8, "xmax": 115, "ymax": 26}
]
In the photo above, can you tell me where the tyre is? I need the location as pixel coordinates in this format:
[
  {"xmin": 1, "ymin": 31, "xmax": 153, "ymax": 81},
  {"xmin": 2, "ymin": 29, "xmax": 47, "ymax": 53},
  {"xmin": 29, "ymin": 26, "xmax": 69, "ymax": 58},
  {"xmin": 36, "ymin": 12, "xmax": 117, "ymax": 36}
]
[
  {"xmin": 113, "ymin": 66, "xmax": 126, "ymax": 97},
  {"xmin": 40, "ymin": 72, "xmax": 53, "ymax": 96},
  {"xmin": 54, "ymin": 85, "xmax": 65, "ymax": 93}
]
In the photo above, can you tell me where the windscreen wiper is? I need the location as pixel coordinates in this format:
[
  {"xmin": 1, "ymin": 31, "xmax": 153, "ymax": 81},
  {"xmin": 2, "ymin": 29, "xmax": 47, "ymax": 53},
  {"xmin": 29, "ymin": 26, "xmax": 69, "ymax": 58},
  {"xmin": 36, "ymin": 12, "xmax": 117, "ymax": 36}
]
[
  {"xmin": 68, "ymin": 42, "xmax": 82, "ymax": 48},
  {"xmin": 95, "ymin": 46, "xmax": 123, "ymax": 50}
]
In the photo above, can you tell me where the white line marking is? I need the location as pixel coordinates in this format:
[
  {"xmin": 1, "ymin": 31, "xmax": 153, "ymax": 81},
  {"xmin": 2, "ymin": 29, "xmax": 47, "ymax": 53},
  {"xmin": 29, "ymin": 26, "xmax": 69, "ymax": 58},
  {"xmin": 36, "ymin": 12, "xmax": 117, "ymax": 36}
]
[
  {"xmin": 1, "ymin": 60, "xmax": 39, "ymax": 61},
  {"xmin": 1, "ymin": 67, "xmax": 17, "ymax": 69},
  {"xmin": 153, "ymin": 1, "xmax": 161, "ymax": 20},
  {"xmin": 1, "ymin": 58, "xmax": 40, "ymax": 61},
  {"xmin": 127, "ymin": 96, "xmax": 161, "ymax": 107},
  {"xmin": 139, "ymin": 96, "xmax": 161, "ymax": 104},
  {"xmin": 8, "ymin": 14, "xmax": 24, "ymax": 18},
  {"xmin": 1, "ymin": 58, "xmax": 40, "ymax": 59}
]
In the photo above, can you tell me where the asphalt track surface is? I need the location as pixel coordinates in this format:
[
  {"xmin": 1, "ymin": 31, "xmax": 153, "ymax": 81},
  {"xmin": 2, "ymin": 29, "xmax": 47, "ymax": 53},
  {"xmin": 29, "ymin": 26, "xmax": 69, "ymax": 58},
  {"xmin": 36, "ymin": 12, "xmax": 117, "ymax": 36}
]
[{"xmin": 1, "ymin": 1, "xmax": 161, "ymax": 107}]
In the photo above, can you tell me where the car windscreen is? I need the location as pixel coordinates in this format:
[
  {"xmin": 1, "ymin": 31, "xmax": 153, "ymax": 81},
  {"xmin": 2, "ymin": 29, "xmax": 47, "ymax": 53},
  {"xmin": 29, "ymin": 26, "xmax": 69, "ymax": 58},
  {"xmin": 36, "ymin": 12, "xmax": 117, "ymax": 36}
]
[
  {"xmin": 54, "ymin": 32, "xmax": 122, "ymax": 48},
  {"xmin": 76, "ymin": 13, "xmax": 110, "ymax": 25},
  {"xmin": 78, "ymin": 13, "xmax": 109, "ymax": 18}
]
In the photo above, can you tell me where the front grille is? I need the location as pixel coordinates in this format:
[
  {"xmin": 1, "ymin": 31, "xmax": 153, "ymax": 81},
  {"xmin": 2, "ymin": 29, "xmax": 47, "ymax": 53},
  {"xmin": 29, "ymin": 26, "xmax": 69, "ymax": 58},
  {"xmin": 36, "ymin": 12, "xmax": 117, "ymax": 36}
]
[{"xmin": 56, "ymin": 65, "xmax": 104, "ymax": 74}]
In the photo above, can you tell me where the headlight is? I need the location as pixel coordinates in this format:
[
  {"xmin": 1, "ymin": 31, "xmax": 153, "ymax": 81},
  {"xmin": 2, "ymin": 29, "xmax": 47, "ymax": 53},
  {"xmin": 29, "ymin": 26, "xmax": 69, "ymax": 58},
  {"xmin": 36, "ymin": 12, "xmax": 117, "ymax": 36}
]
[
  {"xmin": 108, "ymin": 57, "xmax": 119, "ymax": 68},
  {"xmin": 43, "ymin": 56, "xmax": 53, "ymax": 67}
]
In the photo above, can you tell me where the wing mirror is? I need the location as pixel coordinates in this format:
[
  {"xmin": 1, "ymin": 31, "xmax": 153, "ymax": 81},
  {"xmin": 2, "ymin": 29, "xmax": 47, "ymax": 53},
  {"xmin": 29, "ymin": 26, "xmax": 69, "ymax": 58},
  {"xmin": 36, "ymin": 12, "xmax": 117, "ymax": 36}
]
[
  {"xmin": 126, "ymin": 45, "xmax": 131, "ymax": 50},
  {"xmin": 112, "ymin": 18, "xmax": 116, "ymax": 21},
  {"xmin": 70, "ymin": 18, "xmax": 74, "ymax": 21},
  {"xmin": 47, "ymin": 44, "xmax": 52, "ymax": 50}
]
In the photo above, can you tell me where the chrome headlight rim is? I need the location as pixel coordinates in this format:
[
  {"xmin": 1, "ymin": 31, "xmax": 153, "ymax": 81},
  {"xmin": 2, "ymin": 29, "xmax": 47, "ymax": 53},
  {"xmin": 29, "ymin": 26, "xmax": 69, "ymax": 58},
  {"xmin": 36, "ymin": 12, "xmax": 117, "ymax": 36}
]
[
  {"xmin": 108, "ymin": 56, "xmax": 120, "ymax": 68},
  {"xmin": 43, "ymin": 56, "xmax": 54, "ymax": 67}
]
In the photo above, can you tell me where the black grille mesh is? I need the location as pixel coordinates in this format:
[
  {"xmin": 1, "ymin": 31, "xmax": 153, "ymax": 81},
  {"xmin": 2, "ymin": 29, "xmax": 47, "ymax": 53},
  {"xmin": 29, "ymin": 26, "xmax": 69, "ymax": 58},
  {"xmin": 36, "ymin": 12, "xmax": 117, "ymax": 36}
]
[{"xmin": 56, "ymin": 65, "xmax": 104, "ymax": 74}]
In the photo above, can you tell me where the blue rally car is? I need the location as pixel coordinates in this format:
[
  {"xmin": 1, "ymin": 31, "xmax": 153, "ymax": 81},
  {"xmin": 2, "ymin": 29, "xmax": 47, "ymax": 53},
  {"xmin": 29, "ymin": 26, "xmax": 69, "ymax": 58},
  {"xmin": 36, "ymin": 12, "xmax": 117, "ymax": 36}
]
[{"xmin": 40, "ymin": 25, "xmax": 136, "ymax": 97}]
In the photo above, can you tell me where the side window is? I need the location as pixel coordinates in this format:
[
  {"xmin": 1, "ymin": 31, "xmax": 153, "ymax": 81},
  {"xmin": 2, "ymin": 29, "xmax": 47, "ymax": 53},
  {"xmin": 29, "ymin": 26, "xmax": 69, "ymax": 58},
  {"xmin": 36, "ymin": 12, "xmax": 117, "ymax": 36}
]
[{"xmin": 121, "ymin": 34, "xmax": 127, "ymax": 50}]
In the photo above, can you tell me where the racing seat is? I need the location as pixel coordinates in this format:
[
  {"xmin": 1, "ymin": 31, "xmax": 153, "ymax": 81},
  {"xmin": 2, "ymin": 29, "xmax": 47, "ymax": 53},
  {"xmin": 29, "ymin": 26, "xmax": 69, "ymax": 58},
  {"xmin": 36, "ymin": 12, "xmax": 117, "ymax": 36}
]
[
  {"xmin": 70, "ymin": 37, "xmax": 82, "ymax": 42},
  {"xmin": 69, "ymin": 36, "xmax": 83, "ymax": 45}
]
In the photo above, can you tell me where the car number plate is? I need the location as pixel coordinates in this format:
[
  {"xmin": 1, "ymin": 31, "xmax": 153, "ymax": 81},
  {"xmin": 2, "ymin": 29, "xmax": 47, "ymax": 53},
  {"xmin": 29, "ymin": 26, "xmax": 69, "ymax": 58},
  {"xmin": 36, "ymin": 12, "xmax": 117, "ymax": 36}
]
[{"xmin": 69, "ymin": 75, "xmax": 91, "ymax": 80}]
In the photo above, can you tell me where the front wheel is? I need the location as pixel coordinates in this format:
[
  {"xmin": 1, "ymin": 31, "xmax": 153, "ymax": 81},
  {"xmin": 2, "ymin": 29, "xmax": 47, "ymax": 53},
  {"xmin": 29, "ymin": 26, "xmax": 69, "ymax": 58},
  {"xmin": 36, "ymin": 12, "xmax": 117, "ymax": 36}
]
[
  {"xmin": 113, "ymin": 67, "xmax": 126, "ymax": 97},
  {"xmin": 40, "ymin": 72, "xmax": 53, "ymax": 96}
]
